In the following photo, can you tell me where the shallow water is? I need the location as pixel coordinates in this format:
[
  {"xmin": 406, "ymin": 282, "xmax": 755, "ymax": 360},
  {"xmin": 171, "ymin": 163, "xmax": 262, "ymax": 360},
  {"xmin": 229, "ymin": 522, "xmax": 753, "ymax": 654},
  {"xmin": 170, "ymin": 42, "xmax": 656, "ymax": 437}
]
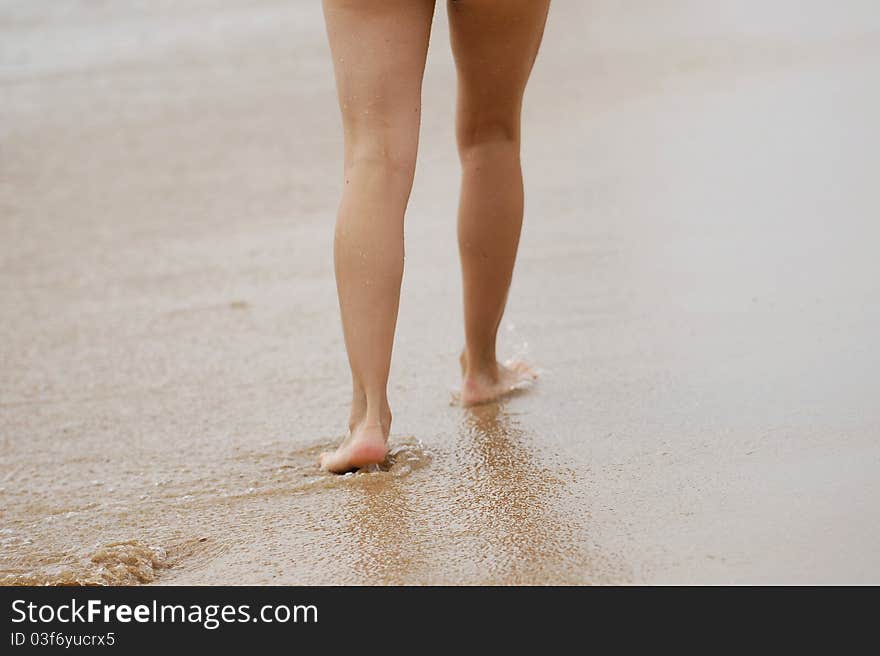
[{"xmin": 2, "ymin": 1, "xmax": 880, "ymax": 584}]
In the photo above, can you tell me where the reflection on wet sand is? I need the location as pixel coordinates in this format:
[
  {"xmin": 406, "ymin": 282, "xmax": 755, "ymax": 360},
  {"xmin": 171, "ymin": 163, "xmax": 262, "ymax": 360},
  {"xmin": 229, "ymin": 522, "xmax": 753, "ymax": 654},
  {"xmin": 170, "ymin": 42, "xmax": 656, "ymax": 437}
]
[
  {"xmin": 452, "ymin": 403, "xmax": 587, "ymax": 584},
  {"xmin": 322, "ymin": 405, "xmax": 593, "ymax": 584},
  {"xmin": 294, "ymin": 439, "xmax": 432, "ymax": 584},
  {"xmin": 345, "ymin": 475, "xmax": 419, "ymax": 585}
]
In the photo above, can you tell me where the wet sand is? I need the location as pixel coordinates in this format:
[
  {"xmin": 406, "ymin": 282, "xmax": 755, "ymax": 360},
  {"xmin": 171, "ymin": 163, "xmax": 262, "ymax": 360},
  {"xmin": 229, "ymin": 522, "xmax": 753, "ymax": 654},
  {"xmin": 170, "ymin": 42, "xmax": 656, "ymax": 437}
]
[{"xmin": 2, "ymin": 1, "xmax": 880, "ymax": 584}]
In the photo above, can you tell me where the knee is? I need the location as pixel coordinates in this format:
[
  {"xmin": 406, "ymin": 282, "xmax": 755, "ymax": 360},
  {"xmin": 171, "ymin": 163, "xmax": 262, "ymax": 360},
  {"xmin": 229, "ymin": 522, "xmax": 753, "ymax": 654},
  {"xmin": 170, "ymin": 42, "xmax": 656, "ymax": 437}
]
[
  {"xmin": 345, "ymin": 131, "xmax": 419, "ymax": 183},
  {"xmin": 457, "ymin": 115, "xmax": 520, "ymax": 154}
]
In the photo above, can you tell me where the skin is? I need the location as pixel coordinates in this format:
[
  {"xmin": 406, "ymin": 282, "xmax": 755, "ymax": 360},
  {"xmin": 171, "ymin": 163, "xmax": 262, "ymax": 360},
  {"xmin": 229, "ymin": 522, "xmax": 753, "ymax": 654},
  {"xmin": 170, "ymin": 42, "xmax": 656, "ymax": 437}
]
[{"xmin": 319, "ymin": 0, "xmax": 550, "ymax": 473}]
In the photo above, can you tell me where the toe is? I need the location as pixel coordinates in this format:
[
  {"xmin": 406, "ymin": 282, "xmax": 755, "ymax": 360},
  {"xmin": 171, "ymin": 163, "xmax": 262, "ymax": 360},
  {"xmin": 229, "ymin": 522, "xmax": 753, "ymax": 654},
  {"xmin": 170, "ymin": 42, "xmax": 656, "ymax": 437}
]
[{"xmin": 513, "ymin": 361, "xmax": 537, "ymax": 379}]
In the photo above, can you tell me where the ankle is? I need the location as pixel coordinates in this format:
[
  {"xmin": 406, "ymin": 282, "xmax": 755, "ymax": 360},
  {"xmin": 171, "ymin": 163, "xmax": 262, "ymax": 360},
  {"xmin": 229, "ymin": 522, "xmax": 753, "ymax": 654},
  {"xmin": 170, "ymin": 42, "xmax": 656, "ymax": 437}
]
[
  {"xmin": 349, "ymin": 401, "xmax": 392, "ymax": 434},
  {"xmin": 462, "ymin": 349, "xmax": 500, "ymax": 382}
]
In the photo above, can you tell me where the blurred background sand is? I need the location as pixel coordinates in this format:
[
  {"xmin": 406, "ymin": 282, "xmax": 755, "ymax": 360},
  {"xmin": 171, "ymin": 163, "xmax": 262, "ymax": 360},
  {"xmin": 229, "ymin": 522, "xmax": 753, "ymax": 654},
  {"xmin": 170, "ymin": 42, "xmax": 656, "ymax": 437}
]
[{"xmin": 2, "ymin": 0, "xmax": 879, "ymax": 584}]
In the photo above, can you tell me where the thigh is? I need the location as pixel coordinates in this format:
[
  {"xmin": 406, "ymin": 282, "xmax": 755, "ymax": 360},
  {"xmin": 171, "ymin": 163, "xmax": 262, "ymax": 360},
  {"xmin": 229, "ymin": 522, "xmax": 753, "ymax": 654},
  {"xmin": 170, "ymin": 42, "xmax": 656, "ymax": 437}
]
[
  {"xmin": 323, "ymin": 0, "xmax": 436, "ymax": 158},
  {"xmin": 447, "ymin": 0, "xmax": 550, "ymax": 138}
]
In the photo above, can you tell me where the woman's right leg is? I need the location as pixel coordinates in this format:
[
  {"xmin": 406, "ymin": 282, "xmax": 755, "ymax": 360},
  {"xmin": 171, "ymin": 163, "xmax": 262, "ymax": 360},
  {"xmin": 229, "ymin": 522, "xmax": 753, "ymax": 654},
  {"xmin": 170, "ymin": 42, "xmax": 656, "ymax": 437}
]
[
  {"xmin": 319, "ymin": 0, "xmax": 436, "ymax": 473},
  {"xmin": 448, "ymin": 0, "xmax": 551, "ymax": 406}
]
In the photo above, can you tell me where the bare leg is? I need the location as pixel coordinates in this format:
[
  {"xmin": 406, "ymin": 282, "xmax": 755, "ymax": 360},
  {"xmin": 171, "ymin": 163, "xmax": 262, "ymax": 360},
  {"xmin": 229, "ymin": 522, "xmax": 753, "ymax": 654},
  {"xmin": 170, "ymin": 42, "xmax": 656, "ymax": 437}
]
[
  {"xmin": 319, "ymin": 0, "xmax": 436, "ymax": 472},
  {"xmin": 448, "ymin": 0, "xmax": 550, "ymax": 406}
]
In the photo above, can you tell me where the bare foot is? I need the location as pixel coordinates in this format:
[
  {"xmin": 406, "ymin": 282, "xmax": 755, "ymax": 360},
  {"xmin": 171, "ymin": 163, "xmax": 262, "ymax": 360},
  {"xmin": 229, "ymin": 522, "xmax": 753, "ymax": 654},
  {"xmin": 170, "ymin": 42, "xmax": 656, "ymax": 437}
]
[
  {"xmin": 319, "ymin": 422, "xmax": 389, "ymax": 474},
  {"xmin": 458, "ymin": 351, "xmax": 538, "ymax": 406}
]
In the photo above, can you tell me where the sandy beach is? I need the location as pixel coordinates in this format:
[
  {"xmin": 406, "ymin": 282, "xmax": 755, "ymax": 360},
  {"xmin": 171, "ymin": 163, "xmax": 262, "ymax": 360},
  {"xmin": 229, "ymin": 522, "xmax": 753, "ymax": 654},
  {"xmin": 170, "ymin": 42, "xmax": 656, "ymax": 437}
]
[{"xmin": 2, "ymin": 0, "xmax": 879, "ymax": 584}]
